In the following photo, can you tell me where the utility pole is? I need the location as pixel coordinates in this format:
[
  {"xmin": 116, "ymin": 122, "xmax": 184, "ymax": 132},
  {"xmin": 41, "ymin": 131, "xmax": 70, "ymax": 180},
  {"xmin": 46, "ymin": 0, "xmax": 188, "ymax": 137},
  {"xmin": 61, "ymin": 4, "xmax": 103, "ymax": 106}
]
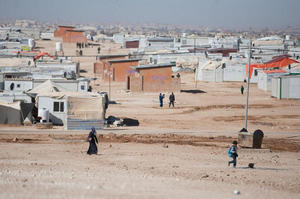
[
  {"xmin": 195, "ymin": 57, "xmax": 199, "ymax": 88},
  {"xmin": 194, "ymin": 37, "xmax": 196, "ymax": 55},
  {"xmin": 244, "ymin": 40, "xmax": 252, "ymax": 132},
  {"xmin": 109, "ymin": 63, "xmax": 111, "ymax": 101}
]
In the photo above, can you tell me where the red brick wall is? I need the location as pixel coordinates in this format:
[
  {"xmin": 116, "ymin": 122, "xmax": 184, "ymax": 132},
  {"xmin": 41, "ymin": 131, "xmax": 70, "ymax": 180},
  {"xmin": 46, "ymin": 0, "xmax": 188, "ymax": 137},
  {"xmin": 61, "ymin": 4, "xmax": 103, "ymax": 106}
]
[
  {"xmin": 125, "ymin": 41, "xmax": 139, "ymax": 48},
  {"xmin": 129, "ymin": 66, "xmax": 181, "ymax": 92},
  {"xmin": 63, "ymin": 31, "xmax": 87, "ymax": 43},
  {"xmin": 128, "ymin": 74, "xmax": 143, "ymax": 92},
  {"xmin": 139, "ymin": 67, "xmax": 172, "ymax": 92},
  {"xmin": 93, "ymin": 55, "xmax": 128, "ymax": 78},
  {"xmin": 54, "ymin": 26, "xmax": 74, "ymax": 38},
  {"xmin": 111, "ymin": 61, "xmax": 138, "ymax": 82}
]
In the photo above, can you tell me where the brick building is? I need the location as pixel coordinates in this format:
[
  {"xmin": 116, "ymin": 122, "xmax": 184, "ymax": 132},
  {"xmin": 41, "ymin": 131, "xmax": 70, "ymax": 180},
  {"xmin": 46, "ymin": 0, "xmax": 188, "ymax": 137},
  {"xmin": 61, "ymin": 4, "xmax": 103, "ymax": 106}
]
[
  {"xmin": 125, "ymin": 40, "xmax": 139, "ymax": 48},
  {"xmin": 94, "ymin": 54, "xmax": 128, "ymax": 78},
  {"xmin": 62, "ymin": 30, "xmax": 87, "ymax": 43},
  {"xmin": 107, "ymin": 59, "xmax": 140, "ymax": 82},
  {"xmin": 128, "ymin": 63, "xmax": 180, "ymax": 92},
  {"xmin": 54, "ymin": 26, "xmax": 75, "ymax": 38}
]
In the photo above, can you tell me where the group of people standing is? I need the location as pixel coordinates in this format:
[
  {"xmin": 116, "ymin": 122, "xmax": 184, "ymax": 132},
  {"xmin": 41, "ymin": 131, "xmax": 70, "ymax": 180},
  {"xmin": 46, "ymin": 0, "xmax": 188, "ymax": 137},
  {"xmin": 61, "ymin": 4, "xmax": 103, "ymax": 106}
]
[
  {"xmin": 76, "ymin": 42, "xmax": 87, "ymax": 49},
  {"xmin": 159, "ymin": 92, "xmax": 175, "ymax": 108}
]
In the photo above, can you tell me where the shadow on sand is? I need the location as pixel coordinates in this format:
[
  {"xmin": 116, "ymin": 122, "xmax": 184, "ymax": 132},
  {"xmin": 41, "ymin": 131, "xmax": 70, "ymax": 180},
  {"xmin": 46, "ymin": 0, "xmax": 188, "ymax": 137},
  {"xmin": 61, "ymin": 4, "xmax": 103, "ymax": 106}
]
[
  {"xmin": 237, "ymin": 166, "xmax": 287, "ymax": 171},
  {"xmin": 180, "ymin": 89, "xmax": 206, "ymax": 94}
]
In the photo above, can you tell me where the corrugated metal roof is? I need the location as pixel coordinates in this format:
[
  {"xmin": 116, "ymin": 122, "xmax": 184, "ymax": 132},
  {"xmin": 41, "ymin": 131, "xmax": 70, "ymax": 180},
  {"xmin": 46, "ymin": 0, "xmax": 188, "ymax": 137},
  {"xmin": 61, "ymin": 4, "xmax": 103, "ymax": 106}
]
[
  {"xmin": 58, "ymin": 25, "xmax": 75, "ymax": 28},
  {"xmin": 97, "ymin": 54, "xmax": 128, "ymax": 60},
  {"xmin": 108, "ymin": 59, "xmax": 140, "ymax": 63},
  {"xmin": 148, "ymin": 37, "xmax": 173, "ymax": 42},
  {"xmin": 132, "ymin": 63, "xmax": 175, "ymax": 70},
  {"xmin": 66, "ymin": 30, "xmax": 84, "ymax": 32}
]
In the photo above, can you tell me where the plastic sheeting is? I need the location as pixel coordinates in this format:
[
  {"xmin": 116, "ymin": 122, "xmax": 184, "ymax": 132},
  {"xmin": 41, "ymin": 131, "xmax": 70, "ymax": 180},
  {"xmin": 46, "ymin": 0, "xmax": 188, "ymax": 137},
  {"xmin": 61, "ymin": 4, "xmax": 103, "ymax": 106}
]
[{"xmin": 0, "ymin": 101, "xmax": 34, "ymax": 124}]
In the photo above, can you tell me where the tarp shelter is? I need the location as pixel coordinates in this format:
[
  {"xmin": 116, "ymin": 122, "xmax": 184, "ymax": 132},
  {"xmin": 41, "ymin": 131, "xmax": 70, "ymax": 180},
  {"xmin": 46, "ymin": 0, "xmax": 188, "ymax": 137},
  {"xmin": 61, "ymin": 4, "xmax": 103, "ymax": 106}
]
[
  {"xmin": 34, "ymin": 52, "xmax": 54, "ymax": 60},
  {"xmin": 0, "ymin": 101, "xmax": 34, "ymax": 124},
  {"xmin": 246, "ymin": 57, "xmax": 299, "ymax": 78}
]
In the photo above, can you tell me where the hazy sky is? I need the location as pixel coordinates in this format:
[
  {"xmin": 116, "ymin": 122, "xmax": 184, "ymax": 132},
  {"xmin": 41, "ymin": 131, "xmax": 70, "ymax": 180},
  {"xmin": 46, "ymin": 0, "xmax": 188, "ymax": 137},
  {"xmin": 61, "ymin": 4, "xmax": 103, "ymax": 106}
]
[{"xmin": 0, "ymin": 0, "xmax": 300, "ymax": 29}]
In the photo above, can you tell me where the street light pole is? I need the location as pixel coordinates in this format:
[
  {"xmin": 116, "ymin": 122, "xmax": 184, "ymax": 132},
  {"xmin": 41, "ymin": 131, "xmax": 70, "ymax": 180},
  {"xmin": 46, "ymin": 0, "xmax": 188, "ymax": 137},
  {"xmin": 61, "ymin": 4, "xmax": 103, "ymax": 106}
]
[{"xmin": 244, "ymin": 40, "xmax": 252, "ymax": 131}]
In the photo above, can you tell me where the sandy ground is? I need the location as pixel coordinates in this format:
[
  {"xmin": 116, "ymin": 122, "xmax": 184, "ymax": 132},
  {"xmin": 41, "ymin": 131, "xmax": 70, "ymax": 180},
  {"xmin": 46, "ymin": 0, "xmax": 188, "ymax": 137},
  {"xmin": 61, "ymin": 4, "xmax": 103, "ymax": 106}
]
[
  {"xmin": 0, "ymin": 140, "xmax": 300, "ymax": 199},
  {"xmin": 1, "ymin": 39, "xmax": 300, "ymax": 198}
]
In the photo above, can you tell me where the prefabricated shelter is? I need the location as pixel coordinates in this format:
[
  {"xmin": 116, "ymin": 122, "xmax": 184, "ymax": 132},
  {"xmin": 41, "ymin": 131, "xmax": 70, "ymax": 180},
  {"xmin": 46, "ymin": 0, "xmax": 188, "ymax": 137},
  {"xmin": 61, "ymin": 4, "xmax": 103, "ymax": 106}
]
[
  {"xmin": 54, "ymin": 26, "xmax": 75, "ymax": 38},
  {"xmin": 37, "ymin": 91, "xmax": 106, "ymax": 130},
  {"xmin": 0, "ymin": 101, "xmax": 34, "ymax": 124},
  {"xmin": 36, "ymin": 62, "xmax": 80, "ymax": 79},
  {"xmin": 62, "ymin": 30, "xmax": 87, "ymax": 43},
  {"xmin": 94, "ymin": 54, "xmax": 128, "ymax": 75},
  {"xmin": 146, "ymin": 37, "xmax": 174, "ymax": 50},
  {"xmin": 40, "ymin": 32, "xmax": 54, "ymax": 40},
  {"xmin": 0, "ymin": 91, "xmax": 32, "ymax": 103},
  {"xmin": 257, "ymin": 69, "xmax": 289, "ymax": 91},
  {"xmin": 4, "ymin": 76, "xmax": 32, "ymax": 92},
  {"xmin": 106, "ymin": 59, "xmax": 139, "ymax": 82},
  {"xmin": 271, "ymin": 74, "xmax": 300, "ymax": 99},
  {"xmin": 208, "ymin": 48, "xmax": 238, "ymax": 57},
  {"xmin": 247, "ymin": 56, "xmax": 299, "ymax": 84},
  {"xmin": 128, "ymin": 63, "xmax": 180, "ymax": 92},
  {"xmin": 32, "ymin": 79, "xmax": 90, "ymax": 93}
]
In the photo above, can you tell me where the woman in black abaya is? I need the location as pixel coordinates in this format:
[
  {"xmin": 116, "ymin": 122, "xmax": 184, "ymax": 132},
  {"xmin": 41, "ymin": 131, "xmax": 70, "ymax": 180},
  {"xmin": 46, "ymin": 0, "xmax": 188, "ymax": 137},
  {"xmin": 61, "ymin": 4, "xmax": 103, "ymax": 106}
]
[{"xmin": 87, "ymin": 127, "xmax": 98, "ymax": 155}]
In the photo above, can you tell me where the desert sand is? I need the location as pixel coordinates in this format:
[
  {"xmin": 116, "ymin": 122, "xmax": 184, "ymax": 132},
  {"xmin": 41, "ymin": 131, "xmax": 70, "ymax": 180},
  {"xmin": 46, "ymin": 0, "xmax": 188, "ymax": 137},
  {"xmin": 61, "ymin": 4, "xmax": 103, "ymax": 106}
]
[{"xmin": 0, "ymin": 39, "xmax": 300, "ymax": 198}]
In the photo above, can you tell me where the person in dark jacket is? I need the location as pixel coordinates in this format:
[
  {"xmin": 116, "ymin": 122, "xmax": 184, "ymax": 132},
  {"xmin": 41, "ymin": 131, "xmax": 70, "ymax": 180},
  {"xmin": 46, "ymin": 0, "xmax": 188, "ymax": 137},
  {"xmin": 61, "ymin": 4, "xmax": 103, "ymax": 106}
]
[
  {"xmin": 159, "ymin": 93, "xmax": 165, "ymax": 107},
  {"xmin": 241, "ymin": 85, "xmax": 244, "ymax": 95},
  {"xmin": 87, "ymin": 127, "xmax": 98, "ymax": 155},
  {"xmin": 228, "ymin": 140, "xmax": 238, "ymax": 168},
  {"xmin": 169, "ymin": 92, "xmax": 175, "ymax": 108}
]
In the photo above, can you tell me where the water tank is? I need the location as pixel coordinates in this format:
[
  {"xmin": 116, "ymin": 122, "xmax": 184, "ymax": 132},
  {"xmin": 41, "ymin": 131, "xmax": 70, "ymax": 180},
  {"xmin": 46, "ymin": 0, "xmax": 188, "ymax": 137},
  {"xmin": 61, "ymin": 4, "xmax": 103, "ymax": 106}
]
[
  {"xmin": 56, "ymin": 42, "xmax": 62, "ymax": 52},
  {"xmin": 28, "ymin": 39, "xmax": 35, "ymax": 50},
  {"xmin": 38, "ymin": 108, "xmax": 49, "ymax": 123}
]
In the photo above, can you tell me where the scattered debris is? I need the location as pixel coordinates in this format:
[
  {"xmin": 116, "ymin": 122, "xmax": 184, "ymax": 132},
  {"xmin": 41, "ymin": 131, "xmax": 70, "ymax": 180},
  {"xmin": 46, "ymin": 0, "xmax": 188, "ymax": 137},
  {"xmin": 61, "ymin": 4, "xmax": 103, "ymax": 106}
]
[
  {"xmin": 106, "ymin": 116, "xmax": 139, "ymax": 127},
  {"xmin": 201, "ymin": 174, "xmax": 209, "ymax": 178},
  {"xmin": 248, "ymin": 163, "xmax": 255, "ymax": 168},
  {"xmin": 106, "ymin": 115, "xmax": 123, "ymax": 127},
  {"xmin": 123, "ymin": 118, "xmax": 139, "ymax": 126},
  {"xmin": 36, "ymin": 122, "xmax": 53, "ymax": 129},
  {"xmin": 272, "ymin": 155, "xmax": 279, "ymax": 159}
]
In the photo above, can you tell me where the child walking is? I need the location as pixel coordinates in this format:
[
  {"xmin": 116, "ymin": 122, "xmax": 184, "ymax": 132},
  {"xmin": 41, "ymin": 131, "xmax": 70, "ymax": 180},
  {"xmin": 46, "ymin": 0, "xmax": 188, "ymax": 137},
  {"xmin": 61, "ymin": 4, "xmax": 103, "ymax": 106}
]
[{"xmin": 228, "ymin": 140, "xmax": 238, "ymax": 168}]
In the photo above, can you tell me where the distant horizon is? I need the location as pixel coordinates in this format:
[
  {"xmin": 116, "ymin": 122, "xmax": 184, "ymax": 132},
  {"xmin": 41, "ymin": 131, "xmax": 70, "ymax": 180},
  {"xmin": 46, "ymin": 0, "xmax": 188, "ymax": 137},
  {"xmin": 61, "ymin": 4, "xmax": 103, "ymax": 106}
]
[{"xmin": 0, "ymin": 0, "xmax": 300, "ymax": 31}]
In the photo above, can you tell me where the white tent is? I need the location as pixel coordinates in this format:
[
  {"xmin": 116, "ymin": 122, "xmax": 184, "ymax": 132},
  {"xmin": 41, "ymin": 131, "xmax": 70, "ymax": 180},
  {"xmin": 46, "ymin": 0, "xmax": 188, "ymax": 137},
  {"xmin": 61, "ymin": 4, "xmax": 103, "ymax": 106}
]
[{"xmin": 195, "ymin": 60, "xmax": 223, "ymax": 82}]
